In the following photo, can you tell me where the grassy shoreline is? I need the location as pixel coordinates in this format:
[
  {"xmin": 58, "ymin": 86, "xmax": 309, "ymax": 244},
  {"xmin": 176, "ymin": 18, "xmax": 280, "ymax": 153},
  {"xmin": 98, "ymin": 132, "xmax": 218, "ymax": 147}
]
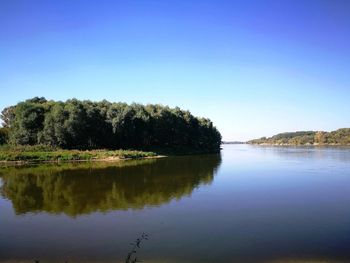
[{"xmin": 0, "ymin": 145, "xmax": 160, "ymax": 164}]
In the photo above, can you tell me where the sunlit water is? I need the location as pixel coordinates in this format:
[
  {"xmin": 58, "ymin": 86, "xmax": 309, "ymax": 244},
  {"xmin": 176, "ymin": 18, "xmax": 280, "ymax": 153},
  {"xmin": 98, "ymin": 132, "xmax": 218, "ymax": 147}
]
[{"xmin": 1, "ymin": 145, "xmax": 350, "ymax": 263}]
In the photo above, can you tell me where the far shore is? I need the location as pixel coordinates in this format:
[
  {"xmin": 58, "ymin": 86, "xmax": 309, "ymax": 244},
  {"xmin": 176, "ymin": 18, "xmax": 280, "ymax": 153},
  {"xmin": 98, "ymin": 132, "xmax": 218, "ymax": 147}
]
[{"xmin": 247, "ymin": 143, "xmax": 350, "ymax": 146}]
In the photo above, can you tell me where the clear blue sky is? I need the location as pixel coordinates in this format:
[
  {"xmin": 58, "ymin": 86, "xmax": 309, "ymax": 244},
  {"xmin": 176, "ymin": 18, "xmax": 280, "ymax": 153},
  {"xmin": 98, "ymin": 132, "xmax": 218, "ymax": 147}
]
[{"xmin": 1, "ymin": 0, "xmax": 349, "ymax": 141}]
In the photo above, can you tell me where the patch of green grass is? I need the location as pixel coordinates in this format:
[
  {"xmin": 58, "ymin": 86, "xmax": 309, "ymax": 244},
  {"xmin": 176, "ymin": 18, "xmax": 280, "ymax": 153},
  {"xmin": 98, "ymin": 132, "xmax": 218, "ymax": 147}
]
[{"xmin": 0, "ymin": 146, "xmax": 157, "ymax": 163}]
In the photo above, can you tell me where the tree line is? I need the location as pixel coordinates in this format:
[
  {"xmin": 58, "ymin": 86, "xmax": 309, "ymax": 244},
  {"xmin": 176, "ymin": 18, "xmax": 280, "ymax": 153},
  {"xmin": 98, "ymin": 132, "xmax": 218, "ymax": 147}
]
[
  {"xmin": 0, "ymin": 97, "xmax": 221, "ymax": 152},
  {"xmin": 247, "ymin": 129, "xmax": 350, "ymax": 145}
]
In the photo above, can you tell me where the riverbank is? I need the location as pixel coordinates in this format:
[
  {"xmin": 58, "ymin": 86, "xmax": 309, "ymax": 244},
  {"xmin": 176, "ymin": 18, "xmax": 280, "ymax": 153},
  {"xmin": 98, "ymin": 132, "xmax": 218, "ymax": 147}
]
[
  {"xmin": 247, "ymin": 143, "xmax": 350, "ymax": 146},
  {"xmin": 0, "ymin": 145, "xmax": 160, "ymax": 164},
  {"xmin": 247, "ymin": 128, "xmax": 350, "ymax": 146}
]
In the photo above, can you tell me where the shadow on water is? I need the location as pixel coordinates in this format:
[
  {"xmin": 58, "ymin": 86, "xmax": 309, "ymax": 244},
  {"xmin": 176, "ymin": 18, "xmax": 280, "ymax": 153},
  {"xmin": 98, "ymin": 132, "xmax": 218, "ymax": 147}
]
[
  {"xmin": 0, "ymin": 154, "xmax": 222, "ymax": 217},
  {"xmin": 248, "ymin": 144, "xmax": 350, "ymax": 163}
]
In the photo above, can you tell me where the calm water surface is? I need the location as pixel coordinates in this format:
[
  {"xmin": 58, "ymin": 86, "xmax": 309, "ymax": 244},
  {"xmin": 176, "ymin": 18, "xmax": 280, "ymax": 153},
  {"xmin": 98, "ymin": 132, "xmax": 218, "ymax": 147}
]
[{"xmin": 1, "ymin": 145, "xmax": 350, "ymax": 263}]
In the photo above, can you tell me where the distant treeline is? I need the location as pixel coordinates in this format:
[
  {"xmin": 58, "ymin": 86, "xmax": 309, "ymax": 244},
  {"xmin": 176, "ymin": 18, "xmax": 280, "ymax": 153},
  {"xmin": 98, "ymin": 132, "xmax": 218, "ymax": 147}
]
[
  {"xmin": 247, "ymin": 129, "xmax": 350, "ymax": 145},
  {"xmin": 222, "ymin": 141, "xmax": 245, "ymax": 144},
  {"xmin": 0, "ymin": 97, "xmax": 221, "ymax": 152}
]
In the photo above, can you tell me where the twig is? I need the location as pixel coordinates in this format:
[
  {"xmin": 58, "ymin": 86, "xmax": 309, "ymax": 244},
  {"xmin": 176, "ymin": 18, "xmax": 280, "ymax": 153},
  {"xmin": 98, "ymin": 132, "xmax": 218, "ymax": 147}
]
[{"xmin": 125, "ymin": 233, "xmax": 149, "ymax": 263}]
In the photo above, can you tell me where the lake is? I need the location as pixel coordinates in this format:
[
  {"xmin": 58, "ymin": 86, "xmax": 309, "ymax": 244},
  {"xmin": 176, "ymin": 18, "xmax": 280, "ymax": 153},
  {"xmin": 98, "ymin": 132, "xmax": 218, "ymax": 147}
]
[{"xmin": 1, "ymin": 145, "xmax": 350, "ymax": 263}]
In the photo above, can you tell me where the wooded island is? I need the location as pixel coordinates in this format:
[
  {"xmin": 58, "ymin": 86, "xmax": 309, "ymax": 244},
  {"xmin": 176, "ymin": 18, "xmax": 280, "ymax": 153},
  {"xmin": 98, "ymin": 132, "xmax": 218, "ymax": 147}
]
[{"xmin": 0, "ymin": 97, "xmax": 221, "ymax": 162}]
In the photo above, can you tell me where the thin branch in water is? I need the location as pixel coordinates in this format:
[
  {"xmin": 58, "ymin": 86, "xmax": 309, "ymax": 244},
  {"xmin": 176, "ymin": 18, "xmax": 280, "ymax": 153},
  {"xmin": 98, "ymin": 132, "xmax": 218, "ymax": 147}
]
[{"xmin": 125, "ymin": 233, "xmax": 149, "ymax": 263}]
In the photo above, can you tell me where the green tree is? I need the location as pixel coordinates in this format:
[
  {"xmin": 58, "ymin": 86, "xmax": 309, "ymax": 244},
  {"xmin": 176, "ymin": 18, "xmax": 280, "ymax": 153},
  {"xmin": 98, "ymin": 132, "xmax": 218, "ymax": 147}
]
[
  {"xmin": 0, "ymin": 127, "xmax": 9, "ymax": 145},
  {"xmin": 2, "ymin": 97, "xmax": 222, "ymax": 152},
  {"xmin": 1, "ymin": 106, "xmax": 15, "ymax": 128},
  {"xmin": 10, "ymin": 100, "xmax": 46, "ymax": 145}
]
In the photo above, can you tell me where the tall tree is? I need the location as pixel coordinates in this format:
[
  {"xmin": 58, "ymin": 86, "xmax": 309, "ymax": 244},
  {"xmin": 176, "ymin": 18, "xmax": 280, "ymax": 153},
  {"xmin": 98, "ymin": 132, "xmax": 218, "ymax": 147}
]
[{"xmin": 2, "ymin": 98, "xmax": 222, "ymax": 152}]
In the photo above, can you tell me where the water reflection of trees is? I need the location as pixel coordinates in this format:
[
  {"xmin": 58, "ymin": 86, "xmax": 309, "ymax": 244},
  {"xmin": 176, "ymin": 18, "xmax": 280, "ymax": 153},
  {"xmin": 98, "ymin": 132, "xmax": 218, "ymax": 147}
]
[
  {"xmin": 250, "ymin": 145, "xmax": 350, "ymax": 163},
  {"xmin": 0, "ymin": 155, "xmax": 221, "ymax": 217}
]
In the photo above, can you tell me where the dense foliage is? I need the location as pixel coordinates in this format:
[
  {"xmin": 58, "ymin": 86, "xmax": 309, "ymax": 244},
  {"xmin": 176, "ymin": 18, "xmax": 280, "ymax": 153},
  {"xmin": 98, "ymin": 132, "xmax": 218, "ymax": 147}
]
[
  {"xmin": 248, "ymin": 129, "xmax": 350, "ymax": 145},
  {"xmin": 1, "ymin": 97, "xmax": 221, "ymax": 152},
  {"xmin": 0, "ymin": 127, "xmax": 9, "ymax": 145}
]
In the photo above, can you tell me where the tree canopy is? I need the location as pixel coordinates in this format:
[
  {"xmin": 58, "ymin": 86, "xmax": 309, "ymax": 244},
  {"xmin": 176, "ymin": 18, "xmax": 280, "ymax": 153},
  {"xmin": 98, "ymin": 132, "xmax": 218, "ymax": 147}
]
[
  {"xmin": 0, "ymin": 127, "xmax": 9, "ymax": 145},
  {"xmin": 247, "ymin": 129, "xmax": 350, "ymax": 145},
  {"xmin": 1, "ymin": 97, "xmax": 221, "ymax": 152}
]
